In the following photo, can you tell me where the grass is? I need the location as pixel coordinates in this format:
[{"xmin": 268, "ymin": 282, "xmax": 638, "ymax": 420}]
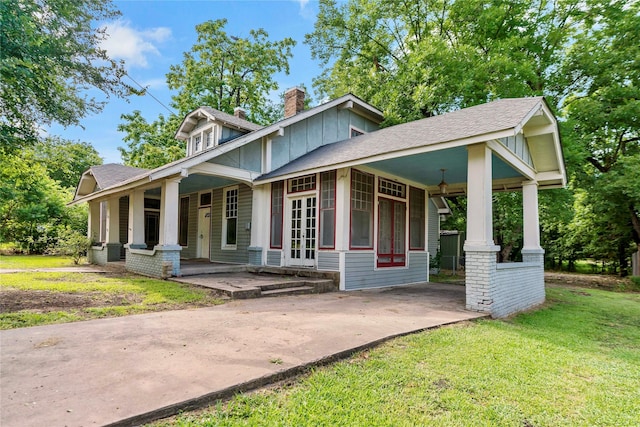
[
  {"xmin": 155, "ymin": 286, "xmax": 640, "ymax": 426},
  {"xmin": 0, "ymin": 254, "xmax": 82, "ymax": 269},
  {"xmin": 0, "ymin": 272, "xmax": 223, "ymax": 329}
]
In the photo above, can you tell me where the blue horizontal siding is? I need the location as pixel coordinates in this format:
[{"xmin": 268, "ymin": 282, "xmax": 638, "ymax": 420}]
[
  {"xmin": 318, "ymin": 251, "xmax": 339, "ymax": 271},
  {"xmin": 344, "ymin": 252, "xmax": 428, "ymax": 290}
]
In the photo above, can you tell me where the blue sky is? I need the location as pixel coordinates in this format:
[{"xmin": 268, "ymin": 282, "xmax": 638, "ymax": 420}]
[{"xmin": 48, "ymin": 0, "xmax": 323, "ymax": 164}]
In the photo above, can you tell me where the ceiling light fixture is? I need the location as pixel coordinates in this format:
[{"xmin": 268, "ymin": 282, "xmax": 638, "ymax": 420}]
[{"xmin": 438, "ymin": 168, "xmax": 448, "ymax": 195}]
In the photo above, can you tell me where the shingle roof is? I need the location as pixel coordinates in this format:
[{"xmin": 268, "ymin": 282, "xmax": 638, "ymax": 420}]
[
  {"xmin": 89, "ymin": 164, "xmax": 149, "ymax": 189},
  {"xmin": 200, "ymin": 107, "xmax": 263, "ymax": 132},
  {"xmin": 257, "ymin": 97, "xmax": 545, "ymax": 181}
]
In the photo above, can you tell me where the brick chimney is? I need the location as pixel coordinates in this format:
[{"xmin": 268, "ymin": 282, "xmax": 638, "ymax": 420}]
[
  {"xmin": 234, "ymin": 107, "xmax": 246, "ymax": 120},
  {"xmin": 284, "ymin": 87, "xmax": 305, "ymax": 118}
]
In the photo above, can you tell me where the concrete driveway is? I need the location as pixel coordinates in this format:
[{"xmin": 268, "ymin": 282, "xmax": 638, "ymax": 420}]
[{"xmin": 0, "ymin": 282, "xmax": 485, "ymax": 427}]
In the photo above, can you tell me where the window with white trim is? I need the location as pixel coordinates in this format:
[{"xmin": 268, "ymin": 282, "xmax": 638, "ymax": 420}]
[
  {"xmin": 194, "ymin": 135, "xmax": 202, "ymax": 152},
  {"xmin": 350, "ymin": 127, "xmax": 364, "ymax": 138},
  {"xmin": 223, "ymin": 187, "xmax": 238, "ymax": 248},
  {"xmin": 350, "ymin": 169, "xmax": 374, "ymax": 248},
  {"xmin": 205, "ymin": 129, "xmax": 214, "ymax": 148},
  {"xmin": 319, "ymin": 170, "xmax": 336, "ymax": 248}
]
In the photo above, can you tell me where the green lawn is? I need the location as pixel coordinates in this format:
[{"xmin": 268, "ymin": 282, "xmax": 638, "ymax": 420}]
[
  {"xmin": 0, "ymin": 272, "xmax": 223, "ymax": 329},
  {"xmin": 156, "ymin": 286, "xmax": 640, "ymax": 426},
  {"xmin": 0, "ymin": 254, "xmax": 82, "ymax": 269}
]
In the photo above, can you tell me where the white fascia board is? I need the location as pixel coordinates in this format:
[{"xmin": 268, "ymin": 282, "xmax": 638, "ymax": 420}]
[
  {"xmin": 188, "ymin": 163, "xmax": 258, "ymax": 185},
  {"xmin": 255, "ymin": 128, "xmax": 518, "ymax": 185},
  {"xmin": 68, "ymin": 175, "xmax": 176, "ymax": 206},
  {"xmin": 487, "ymin": 139, "xmax": 537, "ymax": 180}
]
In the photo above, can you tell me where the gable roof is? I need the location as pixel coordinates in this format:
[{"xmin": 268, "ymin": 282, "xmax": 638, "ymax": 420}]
[
  {"xmin": 74, "ymin": 164, "xmax": 149, "ymax": 199},
  {"xmin": 256, "ymin": 97, "xmax": 559, "ymax": 182},
  {"xmin": 71, "ymin": 93, "xmax": 384, "ymax": 204},
  {"xmin": 176, "ymin": 106, "xmax": 264, "ymax": 139}
]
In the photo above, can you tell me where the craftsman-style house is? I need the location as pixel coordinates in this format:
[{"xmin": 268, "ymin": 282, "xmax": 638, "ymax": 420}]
[{"xmin": 73, "ymin": 88, "xmax": 565, "ymax": 317}]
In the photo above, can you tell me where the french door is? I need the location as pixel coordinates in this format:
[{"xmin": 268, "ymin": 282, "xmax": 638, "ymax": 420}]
[{"xmin": 288, "ymin": 196, "xmax": 317, "ymax": 267}]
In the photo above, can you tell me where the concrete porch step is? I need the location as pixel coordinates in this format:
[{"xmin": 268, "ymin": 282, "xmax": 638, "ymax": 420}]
[{"xmin": 260, "ymin": 285, "xmax": 315, "ymax": 297}]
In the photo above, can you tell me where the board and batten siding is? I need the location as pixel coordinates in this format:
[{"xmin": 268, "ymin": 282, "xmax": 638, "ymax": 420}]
[
  {"xmin": 210, "ymin": 184, "xmax": 253, "ymax": 264},
  {"xmin": 270, "ymin": 108, "xmax": 380, "ymax": 171},
  {"xmin": 317, "ymin": 251, "xmax": 340, "ymax": 271},
  {"xmin": 208, "ymin": 139, "xmax": 262, "ymax": 172},
  {"xmin": 344, "ymin": 251, "xmax": 428, "ymax": 290},
  {"xmin": 428, "ymin": 199, "xmax": 440, "ymax": 260},
  {"xmin": 499, "ymin": 134, "xmax": 533, "ymax": 167}
]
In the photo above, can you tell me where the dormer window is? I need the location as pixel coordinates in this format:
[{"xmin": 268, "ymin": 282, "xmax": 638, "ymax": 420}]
[
  {"xmin": 194, "ymin": 135, "xmax": 202, "ymax": 152},
  {"xmin": 206, "ymin": 129, "xmax": 214, "ymax": 148}
]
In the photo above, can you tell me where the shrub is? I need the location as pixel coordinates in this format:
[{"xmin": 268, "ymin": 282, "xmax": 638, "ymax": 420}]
[{"xmin": 52, "ymin": 227, "xmax": 91, "ymax": 264}]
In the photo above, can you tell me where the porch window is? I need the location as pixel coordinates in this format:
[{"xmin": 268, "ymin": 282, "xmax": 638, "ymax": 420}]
[
  {"xmin": 320, "ymin": 170, "xmax": 336, "ymax": 248},
  {"xmin": 288, "ymin": 174, "xmax": 316, "ymax": 193},
  {"xmin": 179, "ymin": 196, "xmax": 189, "ymax": 247},
  {"xmin": 223, "ymin": 187, "xmax": 238, "ymax": 248},
  {"xmin": 350, "ymin": 169, "xmax": 374, "ymax": 249},
  {"xmin": 378, "ymin": 198, "xmax": 406, "ymax": 267},
  {"xmin": 409, "ymin": 187, "xmax": 425, "ymax": 250},
  {"xmin": 270, "ymin": 181, "xmax": 284, "ymax": 248},
  {"xmin": 378, "ymin": 177, "xmax": 406, "ymax": 198}
]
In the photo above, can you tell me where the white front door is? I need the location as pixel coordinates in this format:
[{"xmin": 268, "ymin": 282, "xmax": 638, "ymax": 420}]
[
  {"xmin": 288, "ymin": 196, "xmax": 317, "ymax": 267},
  {"xmin": 197, "ymin": 207, "xmax": 211, "ymax": 259}
]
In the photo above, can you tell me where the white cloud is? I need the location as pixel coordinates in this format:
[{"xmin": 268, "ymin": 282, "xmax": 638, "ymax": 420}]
[
  {"xmin": 294, "ymin": 0, "xmax": 315, "ymax": 20},
  {"xmin": 100, "ymin": 20, "xmax": 171, "ymax": 68}
]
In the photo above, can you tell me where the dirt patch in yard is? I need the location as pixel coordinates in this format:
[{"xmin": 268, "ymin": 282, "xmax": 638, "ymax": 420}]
[
  {"xmin": 545, "ymin": 272, "xmax": 636, "ymax": 291},
  {"xmin": 0, "ymin": 289, "xmax": 142, "ymax": 313}
]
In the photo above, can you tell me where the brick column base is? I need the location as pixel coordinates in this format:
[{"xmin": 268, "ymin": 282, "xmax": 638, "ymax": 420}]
[{"xmin": 464, "ymin": 247, "xmax": 499, "ymax": 314}]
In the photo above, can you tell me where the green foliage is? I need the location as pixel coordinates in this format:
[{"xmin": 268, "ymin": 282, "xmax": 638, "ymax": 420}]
[
  {"xmin": 117, "ymin": 111, "xmax": 184, "ymax": 169},
  {"xmin": 0, "ymin": 0, "xmax": 131, "ymax": 151},
  {"xmin": 33, "ymin": 137, "xmax": 103, "ymax": 188},
  {"xmin": 0, "ymin": 272, "xmax": 223, "ymax": 329},
  {"xmin": 52, "ymin": 227, "xmax": 91, "ymax": 264},
  {"xmin": 306, "ymin": 0, "xmax": 580, "ymax": 123},
  {"xmin": 159, "ymin": 286, "xmax": 640, "ymax": 426},
  {"xmin": 118, "ymin": 19, "xmax": 296, "ymax": 168}
]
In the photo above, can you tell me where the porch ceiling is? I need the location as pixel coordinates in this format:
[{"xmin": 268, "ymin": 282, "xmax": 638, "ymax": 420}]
[
  {"xmin": 366, "ymin": 146, "xmax": 523, "ymax": 187},
  {"xmin": 178, "ymin": 174, "xmax": 239, "ymax": 194}
]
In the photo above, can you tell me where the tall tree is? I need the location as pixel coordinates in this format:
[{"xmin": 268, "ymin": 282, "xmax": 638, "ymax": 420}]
[
  {"xmin": 118, "ymin": 19, "xmax": 296, "ymax": 168},
  {"xmin": 306, "ymin": 0, "xmax": 581, "ymax": 123},
  {"xmin": 0, "ymin": 0, "xmax": 132, "ymax": 151},
  {"xmin": 33, "ymin": 137, "xmax": 103, "ymax": 189},
  {"xmin": 561, "ymin": 0, "xmax": 640, "ymax": 273}
]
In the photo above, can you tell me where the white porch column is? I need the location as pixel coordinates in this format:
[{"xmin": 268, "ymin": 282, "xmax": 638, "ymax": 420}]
[
  {"xmin": 88, "ymin": 201, "xmax": 100, "ymax": 242},
  {"xmin": 464, "ymin": 143, "xmax": 500, "ymax": 315},
  {"xmin": 465, "ymin": 144, "xmax": 496, "ymax": 248},
  {"xmin": 128, "ymin": 189, "xmax": 146, "ymax": 248},
  {"xmin": 522, "ymin": 181, "xmax": 542, "ymax": 251},
  {"xmin": 159, "ymin": 178, "xmax": 181, "ymax": 247},
  {"xmin": 105, "ymin": 198, "xmax": 120, "ymax": 244},
  {"xmin": 249, "ymin": 184, "xmax": 269, "ymax": 265}
]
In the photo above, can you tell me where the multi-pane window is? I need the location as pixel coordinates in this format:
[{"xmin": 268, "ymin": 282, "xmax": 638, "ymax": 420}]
[
  {"xmin": 409, "ymin": 187, "xmax": 425, "ymax": 250},
  {"xmin": 179, "ymin": 197, "xmax": 189, "ymax": 247},
  {"xmin": 319, "ymin": 170, "xmax": 336, "ymax": 248},
  {"xmin": 205, "ymin": 131, "xmax": 213, "ymax": 148},
  {"xmin": 194, "ymin": 135, "xmax": 202, "ymax": 152},
  {"xmin": 378, "ymin": 178, "xmax": 406, "ymax": 198},
  {"xmin": 270, "ymin": 181, "xmax": 284, "ymax": 248},
  {"xmin": 224, "ymin": 187, "xmax": 238, "ymax": 247},
  {"xmin": 378, "ymin": 198, "xmax": 406, "ymax": 267},
  {"xmin": 288, "ymin": 174, "xmax": 316, "ymax": 193},
  {"xmin": 350, "ymin": 169, "xmax": 374, "ymax": 248}
]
